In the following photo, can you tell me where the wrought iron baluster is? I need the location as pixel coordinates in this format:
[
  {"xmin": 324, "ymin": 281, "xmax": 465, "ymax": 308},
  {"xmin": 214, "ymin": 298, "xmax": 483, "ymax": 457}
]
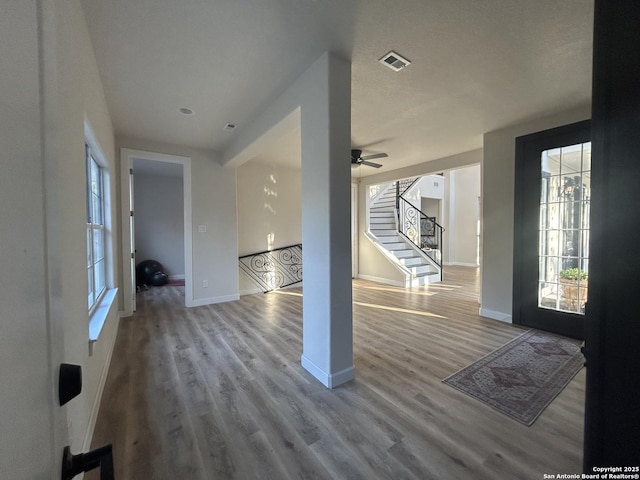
[{"xmin": 239, "ymin": 244, "xmax": 303, "ymax": 293}]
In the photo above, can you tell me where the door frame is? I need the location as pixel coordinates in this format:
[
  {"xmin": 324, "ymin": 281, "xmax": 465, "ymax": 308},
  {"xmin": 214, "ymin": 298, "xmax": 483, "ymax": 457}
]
[
  {"xmin": 120, "ymin": 148, "xmax": 193, "ymax": 314},
  {"xmin": 351, "ymin": 182, "xmax": 358, "ymax": 278},
  {"xmin": 512, "ymin": 120, "xmax": 591, "ymax": 339}
]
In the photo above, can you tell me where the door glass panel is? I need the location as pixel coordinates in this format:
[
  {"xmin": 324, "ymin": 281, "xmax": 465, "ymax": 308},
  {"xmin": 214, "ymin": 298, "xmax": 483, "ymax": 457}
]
[{"xmin": 538, "ymin": 142, "xmax": 591, "ymax": 314}]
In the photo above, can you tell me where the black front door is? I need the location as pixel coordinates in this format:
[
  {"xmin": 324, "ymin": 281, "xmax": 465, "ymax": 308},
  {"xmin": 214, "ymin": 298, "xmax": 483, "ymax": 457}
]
[{"xmin": 513, "ymin": 120, "xmax": 591, "ymax": 339}]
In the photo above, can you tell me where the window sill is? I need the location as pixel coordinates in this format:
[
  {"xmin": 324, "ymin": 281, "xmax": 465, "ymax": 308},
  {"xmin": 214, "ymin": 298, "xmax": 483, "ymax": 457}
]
[{"xmin": 89, "ymin": 288, "xmax": 118, "ymax": 346}]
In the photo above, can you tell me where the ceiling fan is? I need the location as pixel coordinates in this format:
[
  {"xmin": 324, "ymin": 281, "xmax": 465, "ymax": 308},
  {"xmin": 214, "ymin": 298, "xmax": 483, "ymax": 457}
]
[{"xmin": 351, "ymin": 149, "xmax": 388, "ymax": 168}]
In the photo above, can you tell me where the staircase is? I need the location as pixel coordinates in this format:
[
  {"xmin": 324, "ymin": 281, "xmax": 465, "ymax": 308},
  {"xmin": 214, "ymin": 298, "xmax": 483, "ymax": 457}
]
[{"xmin": 368, "ymin": 184, "xmax": 441, "ymax": 285}]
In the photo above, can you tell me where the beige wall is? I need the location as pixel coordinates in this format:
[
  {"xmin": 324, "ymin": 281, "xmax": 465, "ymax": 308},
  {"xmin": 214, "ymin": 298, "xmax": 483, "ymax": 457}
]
[
  {"xmin": 448, "ymin": 165, "xmax": 481, "ymax": 266},
  {"xmin": 480, "ymin": 106, "xmax": 591, "ymax": 322}
]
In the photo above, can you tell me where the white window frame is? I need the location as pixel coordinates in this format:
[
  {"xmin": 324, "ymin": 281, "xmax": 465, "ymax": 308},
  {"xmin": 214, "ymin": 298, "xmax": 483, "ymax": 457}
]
[
  {"xmin": 85, "ymin": 122, "xmax": 117, "ymax": 347},
  {"xmin": 86, "ymin": 143, "xmax": 107, "ymax": 312}
]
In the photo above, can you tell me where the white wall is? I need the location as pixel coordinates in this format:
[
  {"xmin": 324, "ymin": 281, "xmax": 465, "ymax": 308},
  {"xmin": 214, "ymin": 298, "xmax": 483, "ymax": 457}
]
[
  {"xmin": 446, "ymin": 165, "xmax": 481, "ymax": 266},
  {"xmin": 236, "ymin": 162, "xmax": 302, "ymax": 255},
  {"xmin": 481, "ymin": 106, "xmax": 591, "ymax": 322},
  {"xmin": 0, "ymin": 2, "xmax": 58, "ymax": 476},
  {"xmin": 415, "ymin": 174, "xmax": 445, "ymax": 200},
  {"xmin": 1, "ymin": 0, "xmax": 119, "ymax": 476},
  {"xmin": 134, "ymin": 173, "xmax": 185, "ymax": 278},
  {"xmin": 117, "ymin": 136, "xmax": 239, "ymax": 304},
  {"xmin": 421, "ymin": 198, "xmax": 440, "ymax": 221}
]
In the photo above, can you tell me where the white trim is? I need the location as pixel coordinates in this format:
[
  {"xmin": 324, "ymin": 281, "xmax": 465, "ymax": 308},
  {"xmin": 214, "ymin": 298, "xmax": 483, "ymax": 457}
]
[
  {"xmin": 188, "ymin": 294, "xmax": 240, "ymax": 307},
  {"xmin": 88, "ymin": 288, "xmax": 118, "ymax": 342},
  {"xmin": 120, "ymin": 148, "xmax": 193, "ymax": 315},
  {"xmin": 357, "ymin": 274, "xmax": 404, "ymax": 287},
  {"xmin": 351, "ymin": 183, "xmax": 358, "ymax": 278},
  {"xmin": 479, "ymin": 307, "xmax": 512, "ymax": 323},
  {"xmin": 83, "ymin": 311, "xmax": 121, "ymax": 452},
  {"xmin": 444, "ymin": 262, "xmax": 479, "ymax": 267},
  {"xmin": 169, "ymin": 274, "xmax": 185, "ymax": 281},
  {"xmin": 301, "ymin": 355, "xmax": 355, "ymax": 388}
]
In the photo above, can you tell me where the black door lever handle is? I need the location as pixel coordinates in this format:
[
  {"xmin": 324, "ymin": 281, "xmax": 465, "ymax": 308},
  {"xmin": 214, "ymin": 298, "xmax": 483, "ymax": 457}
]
[{"xmin": 61, "ymin": 444, "xmax": 114, "ymax": 480}]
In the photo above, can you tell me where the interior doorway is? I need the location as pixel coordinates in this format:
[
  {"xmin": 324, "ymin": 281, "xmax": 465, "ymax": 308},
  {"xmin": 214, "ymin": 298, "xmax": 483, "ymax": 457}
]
[{"xmin": 120, "ymin": 149, "xmax": 193, "ymax": 314}]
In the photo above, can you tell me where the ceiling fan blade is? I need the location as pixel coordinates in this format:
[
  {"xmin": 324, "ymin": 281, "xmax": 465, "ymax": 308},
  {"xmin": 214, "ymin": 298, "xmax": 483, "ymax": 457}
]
[
  {"xmin": 360, "ymin": 152, "xmax": 388, "ymax": 161},
  {"xmin": 361, "ymin": 160, "xmax": 383, "ymax": 168}
]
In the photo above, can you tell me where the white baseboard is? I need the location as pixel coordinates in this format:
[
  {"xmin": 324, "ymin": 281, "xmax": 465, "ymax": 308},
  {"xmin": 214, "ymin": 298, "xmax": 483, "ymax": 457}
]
[
  {"xmin": 444, "ymin": 262, "xmax": 479, "ymax": 268},
  {"xmin": 479, "ymin": 307, "xmax": 512, "ymax": 323},
  {"xmin": 357, "ymin": 274, "xmax": 404, "ymax": 287},
  {"xmin": 301, "ymin": 355, "xmax": 355, "ymax": 388},
  {"xmin": 187, "ymin": 294, "xmax": 240, "ymax": 307},
  {"xmin": 169, "ymin": 274, "xmax": 185, "ymax": 280}
]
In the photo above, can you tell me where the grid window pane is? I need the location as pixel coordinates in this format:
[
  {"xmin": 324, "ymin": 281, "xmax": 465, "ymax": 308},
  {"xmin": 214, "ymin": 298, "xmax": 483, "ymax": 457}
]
[
  {"xmin": 94, "ymin": 258, "xmax": 105, "ymax": 298},
  {"xmin": 582, "ymin": 142, "xmax": 592, "ymax": 171},
  {"xmin": 86, "ymin": 144, "xmax": 107, "ymax": 311},
  {"xmin": 538, "ymin": 141, "xmax": 591, "ymax": 315},
  {"xmin": 87, "ymin": 228, "xmax": 93, "ymax": 267},
  {"xmin": 542, "ymin": 148, "xmax": 561, "ymax": 175},
  {"xmin": 93, "ymin": 228, "xmax": 104, "ymax": 262},
  {"xmin": 88, "ymin": 267, "xmax": 94, "ymax": 308}
]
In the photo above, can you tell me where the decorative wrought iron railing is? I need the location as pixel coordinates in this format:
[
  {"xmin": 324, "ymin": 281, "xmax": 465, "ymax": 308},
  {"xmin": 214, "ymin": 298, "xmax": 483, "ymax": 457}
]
[
  {"xmin": 239, "ymin": 244, "xmax": 302, "ymax": 293},
  {"xmin": 395, "ymin": 177, "xmax": 420, "ymax": 199},
  {"xmin": 396, "ymin": 182, "xmax": 444, "ymax": 281}
]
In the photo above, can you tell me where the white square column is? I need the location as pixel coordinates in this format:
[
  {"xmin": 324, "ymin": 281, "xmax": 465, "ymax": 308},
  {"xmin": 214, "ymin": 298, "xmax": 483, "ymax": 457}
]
[{"xmin": 300, "ymin": 53, "xmax": 354, "ymax": 388}]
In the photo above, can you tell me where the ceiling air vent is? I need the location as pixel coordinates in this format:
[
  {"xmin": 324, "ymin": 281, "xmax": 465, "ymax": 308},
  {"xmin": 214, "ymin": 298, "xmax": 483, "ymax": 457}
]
[{"xmin": 379, "ymin": 51, "xmax": 411, "ymax": 72}]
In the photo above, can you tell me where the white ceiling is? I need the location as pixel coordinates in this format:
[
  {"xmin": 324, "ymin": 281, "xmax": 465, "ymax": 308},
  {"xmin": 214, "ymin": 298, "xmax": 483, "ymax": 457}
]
[{"xmin": 81, "ymin": 0, "xmax": 593, "ymax": 176}]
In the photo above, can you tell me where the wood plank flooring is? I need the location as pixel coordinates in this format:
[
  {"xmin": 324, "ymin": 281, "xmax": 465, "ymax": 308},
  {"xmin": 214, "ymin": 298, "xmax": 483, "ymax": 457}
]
[{"xmin": 88, "ymin": 266, "xmax": 585, "ymax": 479}]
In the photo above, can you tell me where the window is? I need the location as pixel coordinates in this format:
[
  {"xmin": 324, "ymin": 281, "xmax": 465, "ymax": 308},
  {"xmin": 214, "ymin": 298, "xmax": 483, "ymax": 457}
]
[
  {"xmin": 86, "ymin": 144, "xmax": 106, "ymax": 310},
  {"xmin": 538, "ymin": 142, "xmax": 591, "ymax": 315}
]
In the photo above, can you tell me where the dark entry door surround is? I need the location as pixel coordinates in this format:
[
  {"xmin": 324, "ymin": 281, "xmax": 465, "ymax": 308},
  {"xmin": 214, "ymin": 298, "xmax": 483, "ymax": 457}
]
[{"xmin": 513, "ymin": 120, "xmax": 591, "ymax": 340}]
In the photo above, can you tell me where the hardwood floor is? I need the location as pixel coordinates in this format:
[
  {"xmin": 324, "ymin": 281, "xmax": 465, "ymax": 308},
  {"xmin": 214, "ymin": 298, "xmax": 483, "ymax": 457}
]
[{"xmin": 88, "ymin": 266, "xmax": 585, "ymax": 479}]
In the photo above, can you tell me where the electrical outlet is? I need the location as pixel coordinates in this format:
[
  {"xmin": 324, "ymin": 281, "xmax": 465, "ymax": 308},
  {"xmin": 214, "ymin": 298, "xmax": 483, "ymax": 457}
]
[
  {"xmin": 198, "ymin": 225, "xmax": 207, "ymax": 233},
  {"xmin": 202, "ymin": 280, "xmax": 208, "ymax": 288}
]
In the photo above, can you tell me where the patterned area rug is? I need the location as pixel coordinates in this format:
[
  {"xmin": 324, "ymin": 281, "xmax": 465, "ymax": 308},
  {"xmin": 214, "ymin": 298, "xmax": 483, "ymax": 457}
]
[{"xmin": 443, "ymin": 329, "xmax": 584, "ymax": 426}]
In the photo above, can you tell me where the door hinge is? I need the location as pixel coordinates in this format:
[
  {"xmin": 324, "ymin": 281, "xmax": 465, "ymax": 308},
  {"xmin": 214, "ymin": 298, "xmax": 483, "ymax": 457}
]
[
  {"xmin": 129, "ymin": 168, "xmax": 133, "ymax": 175},
  {"xmin": 131, "ymin": 252, "xmax": 135, "ymax": 259},
  {"xmin": 130, "ymin": 210, "xmax": 134, "ymax": 217}
]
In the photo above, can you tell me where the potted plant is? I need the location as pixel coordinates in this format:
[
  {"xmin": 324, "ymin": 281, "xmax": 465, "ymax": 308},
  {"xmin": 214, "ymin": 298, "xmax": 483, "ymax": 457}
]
[{"xmin": 559, "ymin": 268, "xmax": 588, "ymax": 311}]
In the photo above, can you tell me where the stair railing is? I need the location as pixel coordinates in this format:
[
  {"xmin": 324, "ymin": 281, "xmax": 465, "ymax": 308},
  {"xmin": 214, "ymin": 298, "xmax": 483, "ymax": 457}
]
[
  {"xmin": 239, "ymin": 244, "xmax": 302, "ymax": 293},
  {"xmin": 396, "ymin": 182, "xmax": 445, "ymax": 281},
  {"xmin": 395, "ymin": 177, "xmax": 420, "ymax": 210}
]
